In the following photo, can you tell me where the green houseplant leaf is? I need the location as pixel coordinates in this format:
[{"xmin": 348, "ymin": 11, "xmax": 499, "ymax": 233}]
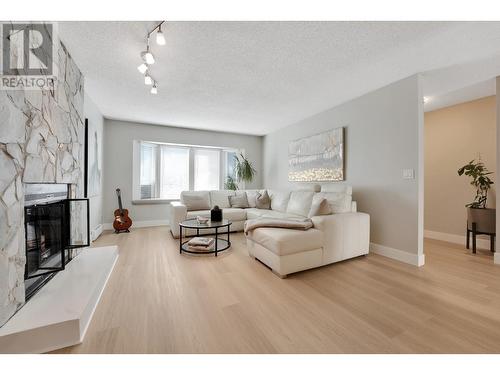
[
  {"xmin": 234, "ymin": 153, "xmax": 256, "ymax": 184},
  {"xmin": 224, "ymin": 175, "xmax": 239, "ymax": 190},
  {"xmin": 457, "ymin": 159, "xmax": 494, "ymax": 209}
]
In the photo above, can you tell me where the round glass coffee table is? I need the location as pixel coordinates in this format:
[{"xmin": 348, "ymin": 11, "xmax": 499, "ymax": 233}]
[{"xmin": 179, "ymin": 218, "xmax": 232, "ymax": 256}]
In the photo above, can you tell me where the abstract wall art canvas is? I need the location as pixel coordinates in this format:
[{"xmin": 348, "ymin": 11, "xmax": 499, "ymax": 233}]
[
  {"xmin": 87, "ymin": 120, "xmax": 102, "ymax": 197},
  {"xmin": 288, "ymin": 127, "xmax": 344, "ymax": 182}
]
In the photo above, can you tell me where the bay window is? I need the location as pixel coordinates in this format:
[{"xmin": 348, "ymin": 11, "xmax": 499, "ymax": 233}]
[
  {"xmin": 160, "ymin": 146, "xmax": 190, "ymax": 199},
  {"xmin": 139, "ymin": 142, "xmax": 157, "ymax": 199},
  {"xmin": 194, "ymin": 149, "xmax": 220, "ymax": 191},
  {"xmin": 133, "ymin": 141, "xmax": 243, "ymax": 201}
]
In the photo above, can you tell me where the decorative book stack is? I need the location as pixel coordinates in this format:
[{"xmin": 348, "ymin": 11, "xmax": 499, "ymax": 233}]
[{"xmin": 188, "ymin": 237, "xmax": 215, "ymax": 251}]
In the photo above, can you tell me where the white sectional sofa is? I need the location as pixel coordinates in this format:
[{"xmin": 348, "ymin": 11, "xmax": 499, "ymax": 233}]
[{"xmin": 169, "ymin": 185, "xmax": 370, "ymax": 277}]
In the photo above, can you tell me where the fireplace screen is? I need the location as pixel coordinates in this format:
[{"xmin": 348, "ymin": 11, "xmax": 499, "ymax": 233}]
[
  {"xmin": 24, "ymin": 193, "xmax": 89, "ymax": 300},
  {"xmin": 25, "ymin": 201, "xmax": 66, "ymax": 282}
]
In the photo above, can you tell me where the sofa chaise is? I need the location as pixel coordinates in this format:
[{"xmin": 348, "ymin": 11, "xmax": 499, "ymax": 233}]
[{"xmin": 169, "ymin": 185, "xmax": 370, "ymax": 277}]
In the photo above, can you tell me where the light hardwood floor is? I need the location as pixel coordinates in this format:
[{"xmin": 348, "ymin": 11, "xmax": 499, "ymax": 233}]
[{"xmin": 53, "ymin": 227, "xmax": 500, "ymax": 353}]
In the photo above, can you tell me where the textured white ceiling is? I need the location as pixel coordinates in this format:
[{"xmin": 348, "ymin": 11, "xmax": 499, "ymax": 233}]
[
  {"xmin": 58, "ymin": 21, "xmax": 500, "ymax": 135},
  {"xmin": 423, "ymin": 79, "xmax": 496, "ymax": 112},
  {"xmin": 422, "ymin": 52, "xmax": 500, "ymax": 112}
]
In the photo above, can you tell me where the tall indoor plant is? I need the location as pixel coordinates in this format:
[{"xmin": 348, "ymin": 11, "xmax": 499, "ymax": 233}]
[
  {"xmin": 457, "ymin": 159, "xmax": 495, "ymax": 236},
  {"xmin": 224, "ymin": 153, "xmax": 256, "ymax": 190},
  {"xmin": 457, "ymin": 159, "xmax": 493, "ymax": 208}
]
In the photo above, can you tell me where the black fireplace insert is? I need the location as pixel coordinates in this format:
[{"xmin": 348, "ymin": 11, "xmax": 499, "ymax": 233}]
[{"xmin": 24, "ymin": 183, "xmax": 90, "ymax": 300}]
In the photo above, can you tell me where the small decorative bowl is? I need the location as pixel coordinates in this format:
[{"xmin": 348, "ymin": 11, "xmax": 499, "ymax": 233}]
[{"xmin": 197, "ymin": 216, "xmax": 209, "ymax": 224}]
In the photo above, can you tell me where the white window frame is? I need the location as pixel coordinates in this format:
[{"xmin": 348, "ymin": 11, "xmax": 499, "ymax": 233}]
[{"xmin": 132, "ymin": 140, "xmax": 242, "ymax": 203}]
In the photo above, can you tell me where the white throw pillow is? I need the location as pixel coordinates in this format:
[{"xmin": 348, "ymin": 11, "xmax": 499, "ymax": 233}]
[
  {"xmin": 268, "ymin": 190, "xmax": 291, "ymax": 213},
  {"xmin": 245, "ymin": 190, "xmax": 262, "ymax": 208},
  {"xmin": 313, "ymin": 191, "xmax": 352, "ymax": 213},
  {"xmin": 181, "ymin": 191, "xmax": 211, "ymax": 211},
  {"xmin": 286, "ymin": 191, "xmax": 314, "ymax": 217},
  {"xmin": 209, "ymin": 190, "xmax": 235, "ymax": 208}
]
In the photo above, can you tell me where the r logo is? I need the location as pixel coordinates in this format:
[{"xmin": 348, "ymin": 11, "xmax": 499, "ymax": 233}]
[{"xmin": 2, "ymin": 23, "xmax": 53, "ymax": 76}]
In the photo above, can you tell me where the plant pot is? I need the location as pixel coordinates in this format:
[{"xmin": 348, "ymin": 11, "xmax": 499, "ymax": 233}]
[{"xmin": 467, "ymin": 207, "xmax": 496, "ymax": 234}]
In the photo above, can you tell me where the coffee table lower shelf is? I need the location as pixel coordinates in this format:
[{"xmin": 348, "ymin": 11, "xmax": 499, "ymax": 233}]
[{"xmin": 180, "ymin": 238, "xmax": 231, "ymax": 256}]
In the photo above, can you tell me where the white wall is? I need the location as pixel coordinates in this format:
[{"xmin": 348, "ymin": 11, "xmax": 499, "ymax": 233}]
[
  {"xmin": 496, "ymin": 77, "xmax": 500, "ymax": 264},
  {"xmin": 102, "ymin": 119, "xmax": 263, "ymax": 226},
  {"xmin": 263, "ymin": 75, "xmax": 424, "ymax": 262},
  {"xmin": 84, "ymin": 94, "xmax": 104, "ymax": 241}
]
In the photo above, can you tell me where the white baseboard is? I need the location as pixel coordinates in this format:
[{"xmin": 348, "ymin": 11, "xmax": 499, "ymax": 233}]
[
  {"xmin": 370, "ymin": 243, "xmax": 425, "ymax": 267},
  {"xmin": 102, "ymin": 220, "xmax": 169, "ymax": 231},
  {"xmin": 495, "ymin": 252, "xmax": 500, "ymax": 265},
  {"xmin": 424, "ymin": 229, "xmax": 491, "ymax": 250},
  {"xmin": 90, "ymin": 224, "xmax": 103, "ymax": 242}
]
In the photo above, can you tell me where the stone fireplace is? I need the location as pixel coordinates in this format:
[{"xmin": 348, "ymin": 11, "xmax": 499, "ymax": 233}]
[
  {"xmin": 0, "ymin": 25, "xmax": 85, "ymax": 327},
  {"xmin": 23, "ymin": 183, "xmax": 89, "ymax": 301}
]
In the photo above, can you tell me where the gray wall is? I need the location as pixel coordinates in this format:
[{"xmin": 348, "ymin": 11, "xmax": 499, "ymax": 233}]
[
  {"xmin": 103, "ymin": 119, "xmax": 263, "ymax": 225},
  {"xmin": 263, "ymin": 75, "xmax": 423, "ymax": 255},
  {"xmin": 84, "ymin": 94, "xmax": 104, "ymax": 240}
]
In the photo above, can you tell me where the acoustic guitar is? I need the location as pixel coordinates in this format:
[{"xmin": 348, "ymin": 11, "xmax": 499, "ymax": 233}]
[{"xmin": 113, "ymin": 188, "xmax": 133, "ymax": 233}]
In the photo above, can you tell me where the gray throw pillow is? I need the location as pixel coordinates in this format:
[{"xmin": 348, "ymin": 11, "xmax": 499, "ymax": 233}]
[
  {"xmin": 255, "ymin": 190, "xmax": 271, "ymax": 209},
  {"xmin": 308, "ymin": 197, "xmax": 332, "ymax": 218},
  {"xmin": 229, "ymin": 193, "xmax": 249, "ymax": 208}
]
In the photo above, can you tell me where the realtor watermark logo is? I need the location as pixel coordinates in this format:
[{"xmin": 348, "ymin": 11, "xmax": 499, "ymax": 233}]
[{"xmin": 1, "ymin": 22, "xmax": 57, "ymax": 90}]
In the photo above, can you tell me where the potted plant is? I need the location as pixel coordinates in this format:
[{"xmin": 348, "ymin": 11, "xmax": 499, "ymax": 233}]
[
  {"xmin": 224, "ymin": 175, "xmax": 239, "ymax": 190},
  {"xmin": 457, "ymin": 159, "xmax": 495, "ymax": 236},
  {"xmin": 224, "ymin": 153, "xmax": 257, "ymax": 190}
]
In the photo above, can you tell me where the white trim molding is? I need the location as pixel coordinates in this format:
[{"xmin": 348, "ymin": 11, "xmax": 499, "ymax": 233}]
[
  {"xmin": 370, "ymin": 242, "xmax": 425, "ymax": 267},
  {"xmin": 495, "ymin": 252, "xmax": 500, "ymax": 265},
  {"xmin": 90, "ymin": 224, "xmax": 103, "ymax": 242},
  {"xmin": 103, "ymin": 220, "xmax": 169, "ymax": 231},
  {"xmin": 424, "ymin": 229, "xmax": 491, "ymax": 250}
]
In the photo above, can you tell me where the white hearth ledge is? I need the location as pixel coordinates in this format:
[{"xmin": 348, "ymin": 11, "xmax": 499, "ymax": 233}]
[{"xmin": 0, "ymin": 245, "xmax": 119, "ymax": 353}]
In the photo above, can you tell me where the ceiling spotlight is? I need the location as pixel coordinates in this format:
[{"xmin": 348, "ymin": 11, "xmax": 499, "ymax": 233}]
[
  {"xmin": 141, "ymin": 45, "xmax": 155, "ymax": 65},
  {"xmin": 156, "ymin": 25, "xmax": 166, "ymax": 46},
  {"xmin": 151, "ymin": 83, "xmax": 158, "ymax": 94},
  {"xmin": 144, "ymin": 74, "xmax": 153, "ymax": 85},
  {"xmin": 137, "ymin": 63, "xmax": 148, "ymax": 74},
  {"xmin": 423, "ymin": 96, "xmax": 430, "ymax": 104}
]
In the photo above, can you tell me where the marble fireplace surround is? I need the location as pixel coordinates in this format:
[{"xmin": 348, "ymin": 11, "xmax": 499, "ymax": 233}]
[{"xmin": 0, "ymin": 29, "xmax": 85, "ymax": 327}]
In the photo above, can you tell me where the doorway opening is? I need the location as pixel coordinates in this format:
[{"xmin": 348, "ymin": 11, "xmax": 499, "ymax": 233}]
[{"xmin": 423, "ymin": 78, "xmax": 497, "ymax": 264}]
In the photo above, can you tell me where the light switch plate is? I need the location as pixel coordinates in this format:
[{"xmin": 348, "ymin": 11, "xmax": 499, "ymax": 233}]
[{"xmin": 402, "ymin": 168, "xmax": 415, "ymax": 179}]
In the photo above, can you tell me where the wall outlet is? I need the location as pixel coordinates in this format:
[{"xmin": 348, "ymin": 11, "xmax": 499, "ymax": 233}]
[{"xmin": 402, "ymin": 168, "xmax": 415, "ymax": 179}]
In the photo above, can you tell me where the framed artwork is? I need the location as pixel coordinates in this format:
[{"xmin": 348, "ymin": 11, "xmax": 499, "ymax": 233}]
[
  {"xmin": 288, "ymin": 127, "xmax": 344, "ymax": 182},
  {"xmin": 84, "ymin": 118, "xmax": 102, "ymax": 197}
]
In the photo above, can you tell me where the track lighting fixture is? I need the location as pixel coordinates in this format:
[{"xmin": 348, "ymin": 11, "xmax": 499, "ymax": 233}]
[
  {"xmin": 138, "ymin": 21, "xmax": 166, "ymax": 94},
  {"xmin": 137, "ymin": 63, "xmax": 148, "ymax": 74},
  {"xmin": 156, "ymin": 25, "xmax": 166, "ymax": 46},
  {"xmin": 141, "ymin": 45, "xmax": 155, "ymax": 65}
]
